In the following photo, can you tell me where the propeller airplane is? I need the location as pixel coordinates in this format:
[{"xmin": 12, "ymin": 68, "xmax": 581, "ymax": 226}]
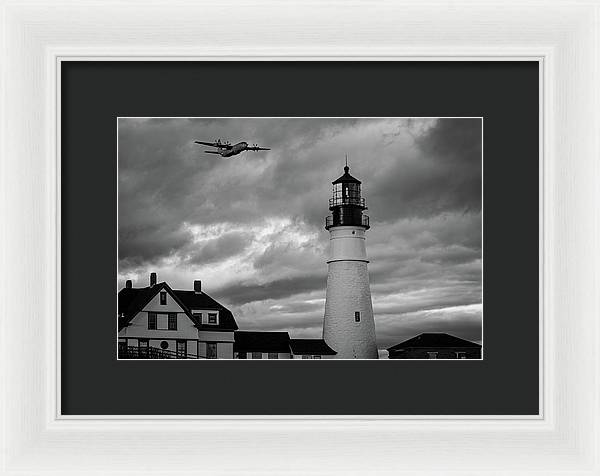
[{"xmin": 194, "ymin": 139, "xmax": 270, "ymax": 158}]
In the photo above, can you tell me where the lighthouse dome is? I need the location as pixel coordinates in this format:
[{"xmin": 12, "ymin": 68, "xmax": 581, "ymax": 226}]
[{"xmin": 332, "ymin": 165, "xmax": 361, "ymax": 185}]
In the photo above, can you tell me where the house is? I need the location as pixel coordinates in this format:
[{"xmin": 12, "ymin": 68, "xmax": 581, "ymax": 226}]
[
  {"xmin": 118, "ymin": 273, "xmax": 238, "ymax": 359},
  {"xmin": 386, "ymin": 333, "xmax": 482, "ymax": 359},
  {"xmin": 289, "ymin": 339, "xmax": 337, "ymax": 359}
]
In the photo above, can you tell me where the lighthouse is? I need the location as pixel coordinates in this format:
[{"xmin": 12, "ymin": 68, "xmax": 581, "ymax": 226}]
[{"xmin": 322, "ymin": 163, "xmax": 378, "ymax": 359}]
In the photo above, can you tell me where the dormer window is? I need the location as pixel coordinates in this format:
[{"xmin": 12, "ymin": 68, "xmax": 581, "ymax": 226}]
[
  {"xmin": 190, "ymin": 310, "xmax": 218, "ymax": 325},
  {"xmin": 160, "ymin": 291, "xmax": 167, "ymax": 305}
]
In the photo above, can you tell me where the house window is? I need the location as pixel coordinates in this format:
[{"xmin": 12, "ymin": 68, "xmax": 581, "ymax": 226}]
[
  {"xmin": 427, "ymin": 352, "xmax": 438, "ymax": 359},
  {"xmin": 302, "ymin": 355, "xmax": 311, "ymax": 359},
  {"xmin": 207, "ymin": 343, "xmax": 217, "ymax": 359},
  {"xmin": 313, "ymin": 355, "xmax": 321, "ymax": 359},
  {"xmin": 160, "ymin": 291, "xmax": 167, "ymax": 305},
  {"xmin": 456, "ymin": 352, "xmax": 467, "ymax": 359},
  {"xmin": 168, "ymin": 313, "xmax": 177, "ymax": 330},
  {"xmin": 148, "ymin": 312, "xmax": 157, "ymax": 330},
  {"xmin": 138, "ymin": 339, "xmax": 149, "ymax": 358},
  {"xmin": 192, "ymin": 312, "xmax": 202, "ymax": 324},
  {"xmin": 208, "ymin": 313, "xmax": 217, "ymax": 324},
  {"xmin": 176, "ymin": 340, "xmax": 186, "ymax": 358},
  {"xmin": 268, "ymin": 352, "xmax": 278, "ymax": 359},
  {"xmin": 252, "ymin": 352, "xmax": 262, "ymax": 359},
  {"xmin": 238, "ymin": 352, "xmax": 247, "ymax": 359},
  {"xmin": 355, "ymin": 311, "xmax": 360, "ymax": 322}
]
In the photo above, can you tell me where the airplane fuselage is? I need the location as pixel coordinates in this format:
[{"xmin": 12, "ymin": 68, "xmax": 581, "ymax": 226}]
[
  {"xmin": 220, "ymin": 141, "xmax": 248, "ymax": 157},
  {"xmin": 196, "ymin": 139, "xmax": 269, "ymax": 157}
]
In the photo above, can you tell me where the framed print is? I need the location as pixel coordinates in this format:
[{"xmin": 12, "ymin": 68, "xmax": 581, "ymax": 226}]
[{"xmin": 1, "ymin": 1, "xmax": 599, "ymax": 475}]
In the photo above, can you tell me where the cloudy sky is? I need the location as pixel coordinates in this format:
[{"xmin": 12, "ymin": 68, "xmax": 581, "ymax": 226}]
[{"xmin": 118, "ymin": 117, "xmax": 482, "ymax": 355}]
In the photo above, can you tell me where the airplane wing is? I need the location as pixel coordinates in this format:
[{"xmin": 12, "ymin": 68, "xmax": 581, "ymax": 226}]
[
  {"xmin": 246, "ymin": 146, "xmax": 270, "ymax": 151},
  {"xmin": 204, "ymin": 151, "xmax": 221, "ymax": 155},
  {"xmin": 195, "ymin": 140, "xmax": 233, "ymax": 150}
]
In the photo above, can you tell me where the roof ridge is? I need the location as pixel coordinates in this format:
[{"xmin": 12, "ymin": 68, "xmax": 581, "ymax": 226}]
[{"xmin": 386, "ymin": 332, "xmax": 481, "ymax": 351}]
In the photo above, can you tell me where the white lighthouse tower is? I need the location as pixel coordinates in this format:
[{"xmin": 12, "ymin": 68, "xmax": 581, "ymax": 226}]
[{"xmin": 322, "ymin": 163, "xmax": 378, "ymax": 359}]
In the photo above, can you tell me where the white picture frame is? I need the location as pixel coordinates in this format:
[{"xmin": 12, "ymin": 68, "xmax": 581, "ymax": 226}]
[{"xmin": 1, "ymin": 1, "xmax": 598, "ymax": 474}]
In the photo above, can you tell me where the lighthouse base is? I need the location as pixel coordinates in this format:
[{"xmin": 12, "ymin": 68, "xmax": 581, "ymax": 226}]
[{"xmin": 323, "ymin": 260, "xmax": 378, "ymax": 359}]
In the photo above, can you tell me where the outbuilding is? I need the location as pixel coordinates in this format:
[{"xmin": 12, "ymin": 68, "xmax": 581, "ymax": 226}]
[{"xmin": 387, "ymin": 333, "xmax": 481, "ymax": 359}]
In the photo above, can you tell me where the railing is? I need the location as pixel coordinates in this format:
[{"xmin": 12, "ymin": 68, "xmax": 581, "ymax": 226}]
[
  {"xmin": 325, "ymin": 214, "xmax": 369, "ymax": 229},
  {"xmin": 118, "ymin": 345, "xmax": 205, "ymax": 359},
  {"xmin": 329, "ymin": 196, "xmax": 366, "ymax": 208}
]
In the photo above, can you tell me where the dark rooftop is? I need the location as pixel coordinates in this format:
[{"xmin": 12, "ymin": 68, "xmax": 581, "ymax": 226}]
[
  {"xmin": 118, "ymin": 286, "xmax": 156, "ymax": 319},
  {"xmin": 332, "ymin": 165, "xmax": 361, "ymax": 185},
  {"xmin": 173, "ymin": 289, "xmax": 238, "ymax": 331},
  {"xmin": 234, "ymin": 331, "xmax": 291, "ymax": 353},
  {"xmin": 387, "ymin": 333, "xmax": 481, "ymax": 351},
  {"xmin": 289, "ymin": 339, "xmax": 337, "ymax": 355}
]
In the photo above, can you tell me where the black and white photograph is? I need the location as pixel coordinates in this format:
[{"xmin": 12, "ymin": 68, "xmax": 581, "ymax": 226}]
[{"xmin": 117, "ymin": 117, "xmax": 482, "ymax": 360}]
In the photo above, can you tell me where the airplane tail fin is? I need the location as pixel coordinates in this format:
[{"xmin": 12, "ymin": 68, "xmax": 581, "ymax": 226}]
[{"xmin": 204, "ymin": 150, "xmax": 221, "ymax": 154}]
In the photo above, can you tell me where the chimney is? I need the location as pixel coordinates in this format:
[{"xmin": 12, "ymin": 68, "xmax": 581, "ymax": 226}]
[
  {"xmin": 125, "ymin": 279, "xmax": 132, "ymax": 289},
  {"xmin": 150, "ymin": 272, "xmax": 157, "ymax": 287},
  {"xmin": 194, "ymin": 280, "xmax": 202, "ymax": 294}
]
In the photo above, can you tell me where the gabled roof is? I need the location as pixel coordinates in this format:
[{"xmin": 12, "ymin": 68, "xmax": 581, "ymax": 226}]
[
  {"xmin": 289, "ymin": 339, "xmax": 337, "ymax": 355},
  {"xmin": 173, "ymin": 290, "xmax": 238, "ymax": 331},
  {"xmin": 118, "ymin": 282, "xmax": 238, "ymax": 331},
  {"xmin": 387, "ymin": 333, "xmax": 481, "ymax": 351},
  {"xmin": 118, "ymin": 282, "xmax": 195, "ymax": 331},
  {"xmin": 332, "ymin": 165, "xmax": 361, "ymax": 185},
  {"xmin": 234, "ymin": 331, "xmax": 291, "ymax": 353}
]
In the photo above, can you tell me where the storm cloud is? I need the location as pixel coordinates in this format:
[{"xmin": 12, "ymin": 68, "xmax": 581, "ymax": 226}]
[{"xmin": 118, "ymin": 118, "xmax": 482, "ymax": 355}]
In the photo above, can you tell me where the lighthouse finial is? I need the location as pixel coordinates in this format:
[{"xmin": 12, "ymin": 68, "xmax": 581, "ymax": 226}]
[{"xmin": 344, "ymin": 154, "xmax": 349, "ymax": 173}]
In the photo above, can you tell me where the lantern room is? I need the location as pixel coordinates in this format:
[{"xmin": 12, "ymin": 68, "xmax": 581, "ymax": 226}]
[{"xmin": 326, "ymin": 165, "xmax": 370, "ymax": 230}]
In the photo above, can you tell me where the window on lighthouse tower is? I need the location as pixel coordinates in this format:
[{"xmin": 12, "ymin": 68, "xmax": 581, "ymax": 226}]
[{"xmin": 355, "ymin": 311, "xmax": 361, "ymax": 322}]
